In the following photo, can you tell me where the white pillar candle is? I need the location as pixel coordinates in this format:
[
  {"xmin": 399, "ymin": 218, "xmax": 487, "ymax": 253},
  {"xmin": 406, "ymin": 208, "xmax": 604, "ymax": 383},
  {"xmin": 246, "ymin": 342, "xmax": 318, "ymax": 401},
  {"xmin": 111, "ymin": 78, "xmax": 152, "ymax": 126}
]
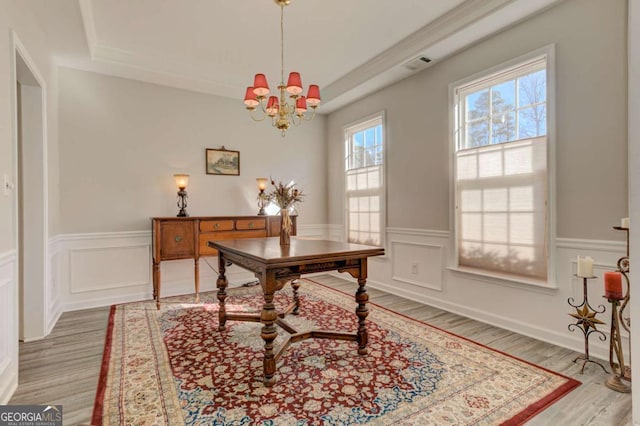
[
  {"xmin": 621, "ymin": 217, "xmax": 630, "ymax": 228},
  {"xmin": 576, "ymin": 256, "xmax": 594, "ymax": 278}
]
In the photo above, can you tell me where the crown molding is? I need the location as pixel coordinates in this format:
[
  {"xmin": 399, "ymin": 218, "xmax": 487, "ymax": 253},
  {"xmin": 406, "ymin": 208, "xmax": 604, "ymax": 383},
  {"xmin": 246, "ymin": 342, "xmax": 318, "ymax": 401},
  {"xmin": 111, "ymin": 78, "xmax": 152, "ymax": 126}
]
[
  {"xmin": 76, "ymin": 0, "xmax": 564, "ymax": 109},
  {"xmin": 320, "ymin": 0, "xmax": 563, "ymax": 112}
]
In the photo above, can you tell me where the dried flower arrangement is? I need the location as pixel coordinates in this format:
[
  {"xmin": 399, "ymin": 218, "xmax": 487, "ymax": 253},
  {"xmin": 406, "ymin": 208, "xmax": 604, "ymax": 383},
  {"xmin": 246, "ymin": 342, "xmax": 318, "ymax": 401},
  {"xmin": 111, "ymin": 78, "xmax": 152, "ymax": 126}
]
[
  {"xmin": 269, "ymin": 179, "xmax": 304, "ymax": 210},
  {"xmin": 268, "ymin": 179, "xmax": 304, "ymax": 245}
]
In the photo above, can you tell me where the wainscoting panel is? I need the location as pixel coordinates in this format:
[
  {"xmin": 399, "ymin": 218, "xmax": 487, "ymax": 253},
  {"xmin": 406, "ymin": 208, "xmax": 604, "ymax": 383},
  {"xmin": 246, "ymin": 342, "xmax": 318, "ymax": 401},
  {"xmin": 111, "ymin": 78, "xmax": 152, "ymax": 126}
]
[
  {"xmin": 70, "ymin": 244, "xmax": 150, "ymax": 293},
  {"xmin": 0, "ymin": 250, "xmax": 18, "ymax": 404},
  {"xmin": 59, "ymin": 231, "xmax": 153, "ymax": 311},
  {"xmin": 51, "ymin": 226, "xmax": 627, "ymax": 362},
  {"xmin": 297, "ymin": 224, "xmax": 329, "ymax": 240},
  {"xmin": 331, "ymin": 226, "xmax": 627, "ymax": 362},
  {"xmin": 57, "ymin": 225, "xmax": 332, "ymax": 312},
  {"xmin": 391, "ymin": 240, "xmax": 443, "ymax": 291}
]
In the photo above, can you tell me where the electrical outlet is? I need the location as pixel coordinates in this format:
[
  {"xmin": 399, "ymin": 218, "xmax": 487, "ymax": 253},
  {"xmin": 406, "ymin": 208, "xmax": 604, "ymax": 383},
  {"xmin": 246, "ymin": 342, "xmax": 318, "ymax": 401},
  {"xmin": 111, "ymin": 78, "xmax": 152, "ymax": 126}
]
[
  {"xmin": 3, "ymin": 174, "xmax": 12, "ymax": 196},
  {"xmin": 411, "ymin": 262, "xmax": 419, "ymax": 275}
]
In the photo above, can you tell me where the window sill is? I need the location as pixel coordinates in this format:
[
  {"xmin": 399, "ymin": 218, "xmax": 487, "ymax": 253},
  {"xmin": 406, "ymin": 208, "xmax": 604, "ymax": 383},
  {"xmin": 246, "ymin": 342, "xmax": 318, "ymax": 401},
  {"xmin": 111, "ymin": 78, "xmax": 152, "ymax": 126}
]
[{"xmin": 447, "ymin": 266, "xmax": 558, "ymax": 294}]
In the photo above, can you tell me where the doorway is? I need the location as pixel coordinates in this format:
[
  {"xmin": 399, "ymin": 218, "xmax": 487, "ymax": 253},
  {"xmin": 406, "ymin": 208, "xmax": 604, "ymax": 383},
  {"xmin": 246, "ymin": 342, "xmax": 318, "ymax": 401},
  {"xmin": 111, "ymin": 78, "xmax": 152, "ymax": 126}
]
[{"xmin": 14, "ymin": 44, "xmax": 47, "ymax": 341}]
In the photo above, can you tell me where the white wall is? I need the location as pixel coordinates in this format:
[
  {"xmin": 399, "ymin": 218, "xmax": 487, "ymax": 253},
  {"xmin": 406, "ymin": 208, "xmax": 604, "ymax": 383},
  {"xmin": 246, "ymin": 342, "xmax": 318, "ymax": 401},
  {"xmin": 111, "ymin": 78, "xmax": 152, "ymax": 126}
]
[
  {"xmin": 328, "ymin": 0, "xmax": 628, "ymax": 240},
  {"xmin": 327, "ymin": 0, "xmax": 628, "ymax": 362},
  {"xmin": 58, "ymin": 67, "xmax": 327, "ymax": 233},
  {"xmin": 55, "ymin": 67, "xmax": 328, "ymax": 311},
  {"xmin": 628, "ymin": 0, "xmax": 639, "ymax": 422},
  {"xmin": 0, "ymin": 0, "xmax": 61, "ymax": 404}
]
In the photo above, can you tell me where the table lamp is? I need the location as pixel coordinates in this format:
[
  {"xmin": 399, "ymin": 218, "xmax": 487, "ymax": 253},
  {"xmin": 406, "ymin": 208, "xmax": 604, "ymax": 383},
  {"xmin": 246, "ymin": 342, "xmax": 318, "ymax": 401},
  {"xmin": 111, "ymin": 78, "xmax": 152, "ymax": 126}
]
[
  {"xmin": 256, "ymin": 177, "xmax": 269, "ymax": 215},
  {"xmin": 174, "ymin": 174, "xmax": 190, "ymax": 217}
]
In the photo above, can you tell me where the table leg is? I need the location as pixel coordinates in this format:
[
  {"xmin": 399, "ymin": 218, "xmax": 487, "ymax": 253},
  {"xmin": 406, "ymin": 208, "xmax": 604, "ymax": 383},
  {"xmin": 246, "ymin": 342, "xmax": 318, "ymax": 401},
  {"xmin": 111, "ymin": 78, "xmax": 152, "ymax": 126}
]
[
  {"xmin": 261, "ymin": 290, "xmax": 278, "ymax": 387},
  {"xmin": 356, "ymin": 277, "xmax": 369, "ymax": 355},
  {"xmin": 216, "ymin": 256, "xmax": 228, "ymax": 331},
  {"xmin": 291, "ymin": 279, "xmax": 301, "ymax": 315},
  {"xmin": 153, "ymin": 260, "xmax": 161, "ymax": 310}
]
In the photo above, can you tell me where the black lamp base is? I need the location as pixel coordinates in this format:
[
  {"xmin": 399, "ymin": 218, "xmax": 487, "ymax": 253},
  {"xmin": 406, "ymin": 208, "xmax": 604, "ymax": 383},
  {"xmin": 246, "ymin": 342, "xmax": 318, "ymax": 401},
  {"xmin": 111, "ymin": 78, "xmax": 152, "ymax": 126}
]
[{"xmin": 176, "ymin": 190, "xmax": 188, "ymax": 217}]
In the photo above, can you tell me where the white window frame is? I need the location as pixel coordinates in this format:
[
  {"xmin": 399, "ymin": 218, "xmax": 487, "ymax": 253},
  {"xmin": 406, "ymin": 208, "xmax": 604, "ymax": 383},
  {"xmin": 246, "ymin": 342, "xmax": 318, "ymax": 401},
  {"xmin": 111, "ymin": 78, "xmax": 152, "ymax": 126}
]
[
  {"xmin": 448, "ymin": 45, "xmax": 557, "ymax": 288},
  {"xmin": 343, "ymin": 111, "xmax": 386, "ymax": 247}
]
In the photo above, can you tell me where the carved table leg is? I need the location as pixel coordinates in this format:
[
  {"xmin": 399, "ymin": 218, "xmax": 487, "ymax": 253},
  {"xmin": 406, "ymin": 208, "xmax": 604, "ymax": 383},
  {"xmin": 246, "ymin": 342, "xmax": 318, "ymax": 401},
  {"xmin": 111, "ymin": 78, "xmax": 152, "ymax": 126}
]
[
  {"xmin": 356, "ymin": 277, "xmax": 369, "ymax": 355},
  {"xmin": 216, "ymin": 256, "xmax": 228, "ymax": 331},
  {"xmin": 261, "ymin": 289, "xmax": 278, "ymax": 387},
  {"xmin": 153, "ymin": 260, "xmax": 161, "ymax": 310},
  {"xmin": 291, "ymin": 279, "xmax": 301, "ymax": 315}
]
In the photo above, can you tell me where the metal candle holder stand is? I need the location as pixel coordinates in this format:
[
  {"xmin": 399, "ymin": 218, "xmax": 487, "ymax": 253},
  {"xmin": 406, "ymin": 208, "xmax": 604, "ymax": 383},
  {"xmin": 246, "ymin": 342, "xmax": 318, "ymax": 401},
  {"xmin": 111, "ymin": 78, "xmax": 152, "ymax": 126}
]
[
  {"xmin": 606, "ymin": 244, "xmax": 631, "ymax": 393},
  {"xmin": 568, "ymin": 275, "xmax": 608, "ymax": 374}
]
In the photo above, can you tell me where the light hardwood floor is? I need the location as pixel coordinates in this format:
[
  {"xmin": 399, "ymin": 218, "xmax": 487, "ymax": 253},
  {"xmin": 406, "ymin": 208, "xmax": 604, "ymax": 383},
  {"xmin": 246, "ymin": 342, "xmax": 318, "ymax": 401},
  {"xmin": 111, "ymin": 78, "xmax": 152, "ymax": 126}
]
[{"xmin": 9, "ymin": 274, "xmax": 633, "ymax": 425}]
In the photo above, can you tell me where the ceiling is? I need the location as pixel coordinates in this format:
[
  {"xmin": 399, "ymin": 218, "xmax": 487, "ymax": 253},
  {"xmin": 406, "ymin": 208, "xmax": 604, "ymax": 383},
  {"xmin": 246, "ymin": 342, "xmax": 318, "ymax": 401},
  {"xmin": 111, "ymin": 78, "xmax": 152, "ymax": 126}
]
[{"xmin": 37, "ymin": 0, "xmax": 563, "ymax": 113}]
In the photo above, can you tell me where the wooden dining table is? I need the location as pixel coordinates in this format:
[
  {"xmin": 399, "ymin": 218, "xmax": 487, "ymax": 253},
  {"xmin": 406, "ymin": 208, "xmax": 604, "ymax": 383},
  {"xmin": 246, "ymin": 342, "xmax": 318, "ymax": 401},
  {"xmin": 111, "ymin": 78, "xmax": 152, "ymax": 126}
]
[{"xmin": 208, "ymin": 237, "xmax": 385, "ymax": 387}]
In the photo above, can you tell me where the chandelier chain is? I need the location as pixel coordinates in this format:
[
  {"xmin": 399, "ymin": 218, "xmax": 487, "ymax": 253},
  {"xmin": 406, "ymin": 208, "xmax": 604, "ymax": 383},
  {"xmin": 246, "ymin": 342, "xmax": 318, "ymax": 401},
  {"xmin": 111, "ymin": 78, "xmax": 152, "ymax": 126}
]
[{"xmin": 280, "ymin": 3, "xmax": 285, "ymax": 85}]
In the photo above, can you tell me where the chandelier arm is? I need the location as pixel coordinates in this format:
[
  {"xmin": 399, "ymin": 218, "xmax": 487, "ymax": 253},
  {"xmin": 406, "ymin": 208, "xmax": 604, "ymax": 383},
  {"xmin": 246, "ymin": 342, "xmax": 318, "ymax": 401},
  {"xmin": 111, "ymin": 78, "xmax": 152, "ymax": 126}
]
[
  {"xmin": 249, "ymin": 105, "xmax": 268, "ymax": 122},
  {"xmin": 296, "ymin": 107, "xmax": 318, "ymax": 122},
  {"xmin": 290, "ymin": 111, "xmax": 300, "ymax": 127}
]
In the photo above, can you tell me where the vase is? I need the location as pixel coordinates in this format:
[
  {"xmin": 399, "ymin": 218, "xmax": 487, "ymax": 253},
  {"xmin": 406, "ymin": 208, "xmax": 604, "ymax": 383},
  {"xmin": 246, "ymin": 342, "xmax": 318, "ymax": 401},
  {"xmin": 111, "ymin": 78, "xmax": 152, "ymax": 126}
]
[{"xmin": 280, "ymin": 209, "xmax": 291, "ymax": 246}]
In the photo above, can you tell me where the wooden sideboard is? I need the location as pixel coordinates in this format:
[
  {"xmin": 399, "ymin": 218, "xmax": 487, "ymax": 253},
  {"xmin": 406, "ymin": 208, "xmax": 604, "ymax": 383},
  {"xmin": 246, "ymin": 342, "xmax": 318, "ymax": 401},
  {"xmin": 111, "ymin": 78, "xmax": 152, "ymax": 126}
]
[{"xmin": 151, "ymin": 215, "xmax": 296, "ymax": 309}]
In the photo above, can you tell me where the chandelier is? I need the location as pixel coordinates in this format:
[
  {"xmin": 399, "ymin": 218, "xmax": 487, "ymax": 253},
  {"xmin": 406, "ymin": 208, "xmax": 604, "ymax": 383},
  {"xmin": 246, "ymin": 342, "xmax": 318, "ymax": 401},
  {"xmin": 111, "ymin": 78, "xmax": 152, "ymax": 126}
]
[{"xmin": 243, "ymin": 0, "xmax": 321, "ymax": 137}]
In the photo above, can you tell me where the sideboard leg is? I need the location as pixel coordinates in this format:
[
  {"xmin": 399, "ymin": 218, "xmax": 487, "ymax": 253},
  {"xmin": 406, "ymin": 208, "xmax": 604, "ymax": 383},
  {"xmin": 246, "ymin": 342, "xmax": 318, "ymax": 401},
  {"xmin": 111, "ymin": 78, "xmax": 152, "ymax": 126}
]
[
  {"xmin": 153, "ymin": 260, "xmax": 161, "ymax": 310},
  {"xmin": 194, "ymin": 258, "xmax": 200, "ymax": 303}
]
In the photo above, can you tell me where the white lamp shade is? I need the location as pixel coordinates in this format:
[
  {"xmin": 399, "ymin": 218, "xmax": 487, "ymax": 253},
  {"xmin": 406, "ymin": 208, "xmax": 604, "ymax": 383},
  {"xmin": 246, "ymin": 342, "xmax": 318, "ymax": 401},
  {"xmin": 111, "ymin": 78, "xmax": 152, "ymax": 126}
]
[{"xmin": 174, "ymin": 174, "xmax": 190, "ymax": 190}]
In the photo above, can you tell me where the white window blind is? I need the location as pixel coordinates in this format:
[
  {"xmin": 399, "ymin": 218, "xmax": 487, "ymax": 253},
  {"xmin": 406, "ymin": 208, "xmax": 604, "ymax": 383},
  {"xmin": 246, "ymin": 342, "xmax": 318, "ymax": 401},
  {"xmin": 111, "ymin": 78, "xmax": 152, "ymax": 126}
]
[
  {"xmin": 345, "ymin": 116, "xmax": 384, "ymax": 246},
  {"xmin": 456, "ymin": 137, "xmax": 547, "ymax": 279},
  {"xmin": 453, "ymin": 52, "xmax": 549, "ymax": 281}
]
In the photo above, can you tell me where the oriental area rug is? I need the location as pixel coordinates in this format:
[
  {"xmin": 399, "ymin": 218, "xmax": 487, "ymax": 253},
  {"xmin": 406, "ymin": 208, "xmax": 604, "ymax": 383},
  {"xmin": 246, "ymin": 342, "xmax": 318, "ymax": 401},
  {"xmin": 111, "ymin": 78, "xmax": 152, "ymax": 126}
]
[{"xmin": 92, "ymin": 279, "xmax": 579, "ymax": 425}]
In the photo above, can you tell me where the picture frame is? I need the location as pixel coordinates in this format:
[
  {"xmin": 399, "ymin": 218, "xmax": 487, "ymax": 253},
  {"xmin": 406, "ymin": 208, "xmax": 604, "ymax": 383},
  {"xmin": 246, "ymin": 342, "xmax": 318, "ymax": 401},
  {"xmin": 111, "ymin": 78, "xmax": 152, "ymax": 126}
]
[{"xmin": 206, "ymin": 147, "xmax": 240, "ymax": 176}]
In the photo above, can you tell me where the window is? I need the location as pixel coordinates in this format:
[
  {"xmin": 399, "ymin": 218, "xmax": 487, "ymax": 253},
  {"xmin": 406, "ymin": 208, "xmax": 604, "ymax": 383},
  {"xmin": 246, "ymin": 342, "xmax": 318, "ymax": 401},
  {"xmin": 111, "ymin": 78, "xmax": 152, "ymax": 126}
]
[
  {"xmin": 452, "ymin": 50, "xmax": 551, "ymax": 282},
  {"xmin": 344, "ymin": 114, "xmax": 385, "ymax": 246}
]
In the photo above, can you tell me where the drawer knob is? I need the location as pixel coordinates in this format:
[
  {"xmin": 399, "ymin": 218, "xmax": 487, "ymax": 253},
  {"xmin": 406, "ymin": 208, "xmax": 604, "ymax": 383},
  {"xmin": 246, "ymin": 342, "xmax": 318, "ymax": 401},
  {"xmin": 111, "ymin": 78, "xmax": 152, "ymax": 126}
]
[
  {"xmin": 248, "ymin": 222, "xmax": 254, "ymax": 228},
  {"xmin": 214, "ymin": 223, "xmax": 220, "ymax": 229},
  {"xmin": 175, "ymin": 236, "xmax": 182, "ymax": 242}
]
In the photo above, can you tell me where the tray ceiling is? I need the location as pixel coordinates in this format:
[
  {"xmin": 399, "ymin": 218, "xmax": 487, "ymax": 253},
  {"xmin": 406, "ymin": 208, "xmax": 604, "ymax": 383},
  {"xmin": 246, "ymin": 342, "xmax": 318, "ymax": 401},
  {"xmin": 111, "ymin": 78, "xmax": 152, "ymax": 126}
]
[{"xmin": 44, "ymin": 0, "xmax": 564, "ymax": 112}]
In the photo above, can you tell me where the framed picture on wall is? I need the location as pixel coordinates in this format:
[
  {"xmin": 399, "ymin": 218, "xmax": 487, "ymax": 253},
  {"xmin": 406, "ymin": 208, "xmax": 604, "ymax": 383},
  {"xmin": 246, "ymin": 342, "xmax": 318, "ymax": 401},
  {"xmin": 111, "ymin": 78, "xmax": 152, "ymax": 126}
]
[{"xmin": 206, "ymin": 147, "xmax": 240, "ymax": 176}]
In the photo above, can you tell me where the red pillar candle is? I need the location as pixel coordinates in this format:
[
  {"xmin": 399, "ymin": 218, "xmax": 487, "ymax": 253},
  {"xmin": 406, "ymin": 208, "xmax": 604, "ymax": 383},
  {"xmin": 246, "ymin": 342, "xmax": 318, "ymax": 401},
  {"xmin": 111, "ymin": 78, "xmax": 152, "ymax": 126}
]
[{"xmin": 604, "ymin": 271, "xmax": 624, "ymax": 300}]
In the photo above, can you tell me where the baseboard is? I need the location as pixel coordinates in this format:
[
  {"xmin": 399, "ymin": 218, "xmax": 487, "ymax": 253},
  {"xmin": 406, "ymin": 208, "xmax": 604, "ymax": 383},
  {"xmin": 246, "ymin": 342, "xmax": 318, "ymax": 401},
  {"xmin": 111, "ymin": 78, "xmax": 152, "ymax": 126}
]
[
  {"xmin": 329, "ymin": 271, "xmax": 612, "ymax": 361},
  {"xmin": 47, "ymin": 297, "xmax": 62, "ymax": 336},
  {"xmin": 372, "ymin": 278, "xmax": 611, "ymax": 361},
  {"xmin": 0, "ymin": 368, "xmax": 17, "ymax": 405}
]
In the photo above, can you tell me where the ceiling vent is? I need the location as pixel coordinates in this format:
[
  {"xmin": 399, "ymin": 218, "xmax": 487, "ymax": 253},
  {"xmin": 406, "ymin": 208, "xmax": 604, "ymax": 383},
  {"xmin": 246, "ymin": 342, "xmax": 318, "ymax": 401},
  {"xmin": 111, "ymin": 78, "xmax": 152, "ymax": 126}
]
[{"xmin": 404, "ymin": 56, "xmax": 432, "ymax": 71}]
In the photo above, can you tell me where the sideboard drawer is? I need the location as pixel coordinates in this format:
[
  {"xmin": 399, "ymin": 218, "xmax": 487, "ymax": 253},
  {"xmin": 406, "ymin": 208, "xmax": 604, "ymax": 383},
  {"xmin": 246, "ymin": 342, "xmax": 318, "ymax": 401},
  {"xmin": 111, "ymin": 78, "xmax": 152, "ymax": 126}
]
[
  {"xmin": 199, "ymin": 229, "xmax": 268, "ymax": 256},
  {"xmin": 200, "ymin": 220, "xmax": 234, "ymax": 232},
  {"xmin": 236, "ymin": 219, "xmax": 266, "ymax": 231},
  {"xmin": 160, "ymin": 221, "xmax": 195, "ymax": 259}
]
